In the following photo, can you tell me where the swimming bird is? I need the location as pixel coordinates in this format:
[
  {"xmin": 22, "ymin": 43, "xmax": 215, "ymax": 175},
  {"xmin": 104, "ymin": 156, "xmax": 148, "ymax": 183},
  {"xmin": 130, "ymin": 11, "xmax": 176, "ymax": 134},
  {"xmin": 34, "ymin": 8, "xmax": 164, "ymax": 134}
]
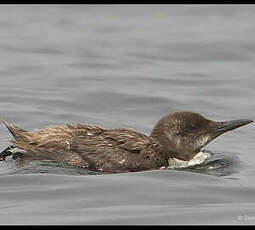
[{"xmin": 0, "ymin": 111, "xmax": 253, "ymax": 173}]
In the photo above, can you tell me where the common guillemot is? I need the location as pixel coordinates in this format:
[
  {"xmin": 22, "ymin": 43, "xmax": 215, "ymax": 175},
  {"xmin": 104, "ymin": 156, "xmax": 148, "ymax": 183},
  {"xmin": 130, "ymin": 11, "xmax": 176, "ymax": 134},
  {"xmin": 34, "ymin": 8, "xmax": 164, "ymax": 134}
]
[{"xmin": 0, "ymin": 111, "xmax": 253, "ymax": 173}]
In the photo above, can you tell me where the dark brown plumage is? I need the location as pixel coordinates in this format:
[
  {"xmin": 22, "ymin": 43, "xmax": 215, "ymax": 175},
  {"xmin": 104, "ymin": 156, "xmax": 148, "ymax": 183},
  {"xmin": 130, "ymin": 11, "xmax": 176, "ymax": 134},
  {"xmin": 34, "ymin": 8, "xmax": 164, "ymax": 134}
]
[{"xmin": 0, "ymin": 111, "xmax": 253, "ymax": 173}]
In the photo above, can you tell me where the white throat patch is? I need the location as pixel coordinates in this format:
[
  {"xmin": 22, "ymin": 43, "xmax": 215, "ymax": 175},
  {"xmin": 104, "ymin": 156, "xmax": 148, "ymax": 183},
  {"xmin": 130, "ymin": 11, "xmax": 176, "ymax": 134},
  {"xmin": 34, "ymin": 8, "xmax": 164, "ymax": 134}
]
[{"xmin": 167, "ymin": 150, "xmax": 210, "ymax": 169}]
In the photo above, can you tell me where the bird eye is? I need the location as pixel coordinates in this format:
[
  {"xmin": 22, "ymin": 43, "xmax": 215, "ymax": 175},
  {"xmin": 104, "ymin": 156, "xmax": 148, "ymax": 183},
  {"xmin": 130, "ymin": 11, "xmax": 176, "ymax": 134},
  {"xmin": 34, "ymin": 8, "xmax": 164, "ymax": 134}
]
[
  {"xmin": 175, "ymin": 124, "xmax": 197, "ymax": 136},
  {"xmin": 183, "ymin": 124, "xmax": 197, "ymax": 132}
]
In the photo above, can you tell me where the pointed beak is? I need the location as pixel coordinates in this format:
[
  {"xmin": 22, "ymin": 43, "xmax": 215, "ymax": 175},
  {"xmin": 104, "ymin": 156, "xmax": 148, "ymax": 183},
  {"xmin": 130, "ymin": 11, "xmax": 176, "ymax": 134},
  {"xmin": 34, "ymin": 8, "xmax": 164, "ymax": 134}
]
[{"xmin": 211, "ymin": 119, "xmax": 253, "ymax": 135}]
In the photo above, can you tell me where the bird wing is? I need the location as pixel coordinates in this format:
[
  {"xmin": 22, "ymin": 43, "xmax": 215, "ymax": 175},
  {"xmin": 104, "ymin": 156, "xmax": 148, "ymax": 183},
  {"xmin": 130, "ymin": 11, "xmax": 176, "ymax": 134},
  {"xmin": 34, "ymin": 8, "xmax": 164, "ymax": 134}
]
[
  {"xmin": 69, "ymin": 128, "xmax": 166, "ymax": 172},
  {"xmin": 2, "ymin": 122, "xmax": 166, "ymax": 173}
]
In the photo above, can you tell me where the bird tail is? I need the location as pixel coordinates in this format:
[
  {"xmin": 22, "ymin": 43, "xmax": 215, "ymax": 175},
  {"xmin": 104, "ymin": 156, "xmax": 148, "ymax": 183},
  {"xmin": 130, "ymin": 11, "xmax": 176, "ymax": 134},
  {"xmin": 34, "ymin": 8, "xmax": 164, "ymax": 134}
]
[
  {"xmin": 0, "ymin": 120, "xmax": 28, "ymax": 140},
  {"xmin": 0, "ymin": 120, "xmax": 29, "ymax": 161}
]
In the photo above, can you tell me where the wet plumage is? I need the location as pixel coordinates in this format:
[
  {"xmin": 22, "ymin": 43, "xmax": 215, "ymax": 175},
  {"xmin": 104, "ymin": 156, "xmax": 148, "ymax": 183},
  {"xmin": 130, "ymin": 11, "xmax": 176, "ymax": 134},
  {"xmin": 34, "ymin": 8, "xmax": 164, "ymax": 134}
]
[
  {"xmin": 1, "ymin": 122, "xmax": 167, "ymax": 173},
  {"xmin": 0, "ymin": 111, "xmax": 253, "ymax": 174}
]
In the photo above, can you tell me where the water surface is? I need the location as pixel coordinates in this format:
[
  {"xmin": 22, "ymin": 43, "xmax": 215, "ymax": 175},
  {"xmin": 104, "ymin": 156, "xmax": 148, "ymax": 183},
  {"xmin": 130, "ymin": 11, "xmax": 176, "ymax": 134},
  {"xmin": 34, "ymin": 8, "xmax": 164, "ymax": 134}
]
[{"xmin": 0, "ymin": 5, "xmax": 255, "ymax": 225}]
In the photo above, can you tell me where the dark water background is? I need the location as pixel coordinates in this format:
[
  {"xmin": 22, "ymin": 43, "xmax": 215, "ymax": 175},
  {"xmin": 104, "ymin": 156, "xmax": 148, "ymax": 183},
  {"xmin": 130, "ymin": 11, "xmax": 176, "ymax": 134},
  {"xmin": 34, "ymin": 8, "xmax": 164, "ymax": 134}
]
[{"xmin": 0, "ymin": 5, "xmax": 255, "ymax": 224}]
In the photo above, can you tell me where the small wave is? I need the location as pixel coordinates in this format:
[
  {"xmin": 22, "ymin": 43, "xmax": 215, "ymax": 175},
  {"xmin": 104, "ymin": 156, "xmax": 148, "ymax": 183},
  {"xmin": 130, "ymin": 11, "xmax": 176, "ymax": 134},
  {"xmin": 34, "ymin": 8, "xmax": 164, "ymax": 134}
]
[
  {"xmin": 168, "ymin": 149, "xmax": 241, "ymax": 177},
  {"xmin": 0, "ymin": 149, "xmax": 241, "ymax": 177},
  {"xmin": 0, "ymin": 158, "xmax": 99, "ymax": 176}
]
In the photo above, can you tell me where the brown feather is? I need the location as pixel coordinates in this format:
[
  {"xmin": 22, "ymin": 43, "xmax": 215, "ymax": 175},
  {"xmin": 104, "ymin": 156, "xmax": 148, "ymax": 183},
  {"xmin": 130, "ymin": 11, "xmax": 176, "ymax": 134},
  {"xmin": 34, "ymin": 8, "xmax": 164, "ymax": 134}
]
[
  {"xmin": 1, "ymin": 121, "xmax": 167, "ymax": 173},
  {"xmin": 2, "ymin": 111, "xmax": 252, "ymax": 173}
]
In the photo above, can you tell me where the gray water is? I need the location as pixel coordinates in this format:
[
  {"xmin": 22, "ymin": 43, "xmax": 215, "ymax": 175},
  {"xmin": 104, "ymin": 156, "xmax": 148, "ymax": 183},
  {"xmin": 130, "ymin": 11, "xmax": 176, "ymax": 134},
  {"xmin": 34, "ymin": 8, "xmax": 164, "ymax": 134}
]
[{"xmin": 0, "ymin": 5, "xmax": 255, "ymax": 225}]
